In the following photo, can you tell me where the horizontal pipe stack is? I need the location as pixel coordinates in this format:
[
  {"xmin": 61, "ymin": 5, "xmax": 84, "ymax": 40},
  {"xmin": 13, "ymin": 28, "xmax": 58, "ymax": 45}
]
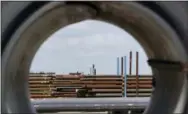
[
  {"xmin": 29, "ymin": 74, "xmax": 152, "ymax": 98},
  {"xmin": 29, "ymin": 72, "xmax": 55, "ymax": 98},
  {"xmin": 51, "ymin": 75, "xmax": 83, "ymax": 98},
  {"xmin": 125, "ymin": 76, "xmax": 152, "ymax": 97},
  {"xmin": 29, "ymin": 51, "xmax": 152, "ymax": 98},
  {"xmin": 81, "ymin": 75, "xmax": 123, "ymax": 97}
]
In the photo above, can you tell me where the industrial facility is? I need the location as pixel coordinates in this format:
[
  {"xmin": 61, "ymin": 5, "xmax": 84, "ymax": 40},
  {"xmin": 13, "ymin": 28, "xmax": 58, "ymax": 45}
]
[{"xmin": 29, "ymin": 51, "xmax": 153, "ymax": 99}]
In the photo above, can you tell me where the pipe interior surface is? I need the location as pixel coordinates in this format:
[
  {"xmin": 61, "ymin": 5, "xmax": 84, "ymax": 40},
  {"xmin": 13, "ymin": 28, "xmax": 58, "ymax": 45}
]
[{"xmin": 2, "ymin": 2, "xmax": 188, "ymax": 114}]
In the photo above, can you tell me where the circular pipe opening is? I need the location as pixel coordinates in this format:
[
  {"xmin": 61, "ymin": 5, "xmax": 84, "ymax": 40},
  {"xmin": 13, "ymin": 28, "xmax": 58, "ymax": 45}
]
[{"xmin": 2, "ymin": 2, "xmax": 188, "ymax": 114}]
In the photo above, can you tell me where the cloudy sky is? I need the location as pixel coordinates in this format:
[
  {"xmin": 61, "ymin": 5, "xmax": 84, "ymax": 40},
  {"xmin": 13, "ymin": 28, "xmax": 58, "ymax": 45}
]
[{"xmin": 30, "ymin": 20, "xmax": 152, "ymax": 75}]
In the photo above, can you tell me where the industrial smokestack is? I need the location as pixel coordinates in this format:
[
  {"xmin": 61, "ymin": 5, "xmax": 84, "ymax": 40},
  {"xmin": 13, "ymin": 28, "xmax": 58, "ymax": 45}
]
[
  {"xmin": 136, "ymin": 52, "xmax": 139, "ymax": 76},
  {"xmin": 136, "ymin": 51, "xmax": 139, "ymax": 96},
  {"xmin": 121, "ymin": 57, "xmax": 124, "ymax": 76},
  {"xmin": 129, "ymin": 51, "xmax": 132, "ymax": 76},
  {"xmin": 117, "ymin": 57, "xmax": 120, "ymax": 75},
  {"xmin": 123, "ymin": 56, "xmax": 127, "ymax": 97},
  {"xmin": 124, "ymin": 56, "xmax": 127, "ymax": 77}
]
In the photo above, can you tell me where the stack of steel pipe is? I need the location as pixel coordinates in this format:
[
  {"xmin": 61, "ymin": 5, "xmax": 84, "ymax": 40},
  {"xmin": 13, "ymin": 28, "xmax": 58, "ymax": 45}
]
[
  {"xmin": 29, "ymin": 72, "xmax": 55, "ymax": 98},
  {"xmin": 29, "ymin": 73, "xmax": 153, "ymax": 98},
  {"xmin": 80, "ymin": 75, "xmax": 123, "ymax": 97},
  {"xmin": 125, "ymin": 75, "xmax": 152, "ymax": 97},
  {"xmin": 51, "ymin": 75, "xmax": 83, "ymax": 97}
]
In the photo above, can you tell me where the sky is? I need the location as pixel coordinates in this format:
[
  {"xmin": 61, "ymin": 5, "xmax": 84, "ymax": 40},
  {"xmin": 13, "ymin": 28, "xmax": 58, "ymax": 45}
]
[{"xmin": 30, "ymin": 20, "xmax": 152, "ymax": 75}]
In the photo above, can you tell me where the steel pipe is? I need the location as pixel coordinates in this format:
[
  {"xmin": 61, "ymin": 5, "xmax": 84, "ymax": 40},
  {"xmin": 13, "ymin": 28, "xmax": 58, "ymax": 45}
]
[
  {"xmin": 31, "ymin": 98, "xmax": 149, "ymax": 112},
  {"xmin": 2, "ymin": 2, "xmax": 188, "ymax": 114}
]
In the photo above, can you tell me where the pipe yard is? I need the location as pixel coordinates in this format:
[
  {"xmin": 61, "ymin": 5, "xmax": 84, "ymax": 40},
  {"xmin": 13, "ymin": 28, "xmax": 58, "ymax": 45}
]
[
  {"xmin": 29, "ymin": 51, "xmax": 153, "ymax": 99},
  {"xmin": 29, "ymin": 74, "xmax": 153, "ymax": 98},
  {"xmin": 29, "ymin": 51, "xmax": 153, "ymax": 113},
  {"xmin": 29, "ymin": 51, "xmax": 187, "ymax": 114},
  {"xmin": 30, "ymin": 74, "xmax": 152, "ymax": 113}
]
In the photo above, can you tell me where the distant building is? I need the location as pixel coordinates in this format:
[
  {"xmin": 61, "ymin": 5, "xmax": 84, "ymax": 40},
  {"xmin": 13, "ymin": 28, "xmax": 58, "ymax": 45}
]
[{"xmin": 89, "ymin": 64, "xmax": 96, "ymax": 75}]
